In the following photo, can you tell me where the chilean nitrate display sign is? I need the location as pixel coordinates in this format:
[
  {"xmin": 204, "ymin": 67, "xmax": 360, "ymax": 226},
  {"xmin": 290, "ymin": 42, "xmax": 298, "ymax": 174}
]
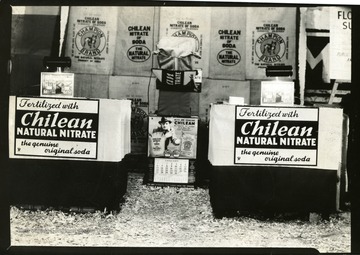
[
  {"xmin": 13, "ymin": 97, "xmax": 99, "ymax": 159},
  {"xmin": 234, "ymin": 106, "xmax": 319, "ymax": 166}
]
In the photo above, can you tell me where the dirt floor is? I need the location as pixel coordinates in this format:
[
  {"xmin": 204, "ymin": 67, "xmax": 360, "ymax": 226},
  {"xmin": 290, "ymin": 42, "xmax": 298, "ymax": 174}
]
[{"xmin": 10, "ymin": 172, "xmax": 351, "ymax": 253}]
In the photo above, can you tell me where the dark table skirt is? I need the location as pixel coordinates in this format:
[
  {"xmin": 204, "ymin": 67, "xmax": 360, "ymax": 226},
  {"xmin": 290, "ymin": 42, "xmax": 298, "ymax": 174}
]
[
  {"xmin": 7, "ymin": 159, "xmax": 128, "ymax": 211},
  {"xmin": 209, "ymin": 164, "xmax": 338, "ymax": 217}
]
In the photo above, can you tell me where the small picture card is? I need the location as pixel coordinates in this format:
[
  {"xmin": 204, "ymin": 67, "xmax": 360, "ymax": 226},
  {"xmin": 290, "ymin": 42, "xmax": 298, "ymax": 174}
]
[
  {"xmin": 260, "ymin": 80, "xmax": 294, "ymax": 106},
  {"xmin": 41, "ymin": 72, "xmax": 75, "ymax": 98}
]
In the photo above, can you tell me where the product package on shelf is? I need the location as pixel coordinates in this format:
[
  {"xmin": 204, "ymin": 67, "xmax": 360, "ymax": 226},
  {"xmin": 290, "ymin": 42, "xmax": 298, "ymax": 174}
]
[
  {"xmin": 154, "ymin": 33, "xmax": 202, "ymax": 116},
  {"xmin": 158, "ymin": 7, "xmax": 211, "ymax": 77},
  {"xmin": 154, "ymin": 36, "xmax": 200, "ymax": 71}
]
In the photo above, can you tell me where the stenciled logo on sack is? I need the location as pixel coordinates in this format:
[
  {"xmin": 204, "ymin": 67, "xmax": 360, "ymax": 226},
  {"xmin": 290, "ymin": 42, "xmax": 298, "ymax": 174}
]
[
  {"xmin": 255, "ymin": 33, "xmax": 286, "ymax": 63},
  {"xmin": 75, "ymin": 26, "xmax": 106, "ymax": 56},
  {"xmin": 217, "ymin": 49, "xmax": 241, "ymax": 66},
  {"xmin": 127, "ymin": 45, "xmax": 151, "ymax": 62},
  {"xmin": 172, "ymin": 30, "xmax": 200, "ymax": 52}
]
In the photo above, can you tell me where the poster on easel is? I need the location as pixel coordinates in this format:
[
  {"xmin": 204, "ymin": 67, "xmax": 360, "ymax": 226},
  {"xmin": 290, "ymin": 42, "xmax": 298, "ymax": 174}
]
[{"xmin": 245, "ymin": 7, "xmax": 296, "ymax": 80}]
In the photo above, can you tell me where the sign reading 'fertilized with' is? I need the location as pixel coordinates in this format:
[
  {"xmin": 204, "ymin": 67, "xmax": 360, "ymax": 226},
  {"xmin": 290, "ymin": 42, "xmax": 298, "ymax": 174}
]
[
  {"xmin": 14, "ymin": 97, "xmax": 99, "ymax": 159},
  {"xmin": 234, "ymin": 106, "xmax": 319, "ymax": 166}
]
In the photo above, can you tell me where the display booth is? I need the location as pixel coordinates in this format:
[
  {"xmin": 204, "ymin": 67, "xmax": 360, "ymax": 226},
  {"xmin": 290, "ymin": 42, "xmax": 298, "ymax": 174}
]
[
  {"xmin": 208, "ymin": 103, "xmax": 345, "ymax": 217},
  {"xmin": 8, "ymin": 96, "xmax": 131, "ymax": 211}
]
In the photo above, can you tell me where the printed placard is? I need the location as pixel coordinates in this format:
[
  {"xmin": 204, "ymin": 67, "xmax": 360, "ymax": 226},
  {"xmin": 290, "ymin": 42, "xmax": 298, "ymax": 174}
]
[
  {"xmin": 153, "ymin": 158, "xmax": 189, "ymax": 183},
  {"xmin": 234, "ymin": 106, "xmax": 319, "ymax": 166},
  {"xmin": 329, "ymin": 7, "xmax": 351, "ymax": 81},
  {"xmin": 40, "ymin": 72, "xmax": 74, "ymax": 97},
  {"xmin": 13, "ymin": 97, "xmax": 99, "ymax": 159},
  {"xmin": 148, "ymin": 116, "xmax": 198, "ymax": 159},
  {"xmin": 245, "ymin": 7, "xmax": 296, "ymax": 80}
]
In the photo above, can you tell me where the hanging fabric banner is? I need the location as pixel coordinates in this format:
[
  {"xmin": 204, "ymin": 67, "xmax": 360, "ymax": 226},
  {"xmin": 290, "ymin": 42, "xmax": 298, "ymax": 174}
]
[
  {"xmin": 113, "ymin": 7, "xmax": 158, "ymax": 76},
  {"xmin": 158, "ymin": 7, "xmax": 211, "ymax": 77},
  {"xmin": 65, "ymin": 6, "xmax": 118, "ymax": 75},
  {"xmin": 208, "ymin": 7, "xmax": 246, "ymax": 80},
  {"xmin": 245, "ymin": 7, "xmax": 296, "ymax": 80}
]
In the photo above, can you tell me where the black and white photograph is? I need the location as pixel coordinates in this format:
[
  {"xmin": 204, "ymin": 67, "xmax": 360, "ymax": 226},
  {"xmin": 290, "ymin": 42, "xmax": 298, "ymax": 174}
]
[{"xmin": 0, "ymin": 0, "xmax": 358, "ymax": 254}]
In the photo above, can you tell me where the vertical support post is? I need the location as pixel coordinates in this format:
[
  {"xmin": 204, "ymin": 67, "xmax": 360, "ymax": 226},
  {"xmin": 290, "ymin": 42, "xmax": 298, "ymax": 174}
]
[
  {"xmin": 328, "ymin": 79, "xmax": 338, "ymax": 104},
  {"xmin": 0, "ymin": 0, "xmax": 12, "ymax": 253}
]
